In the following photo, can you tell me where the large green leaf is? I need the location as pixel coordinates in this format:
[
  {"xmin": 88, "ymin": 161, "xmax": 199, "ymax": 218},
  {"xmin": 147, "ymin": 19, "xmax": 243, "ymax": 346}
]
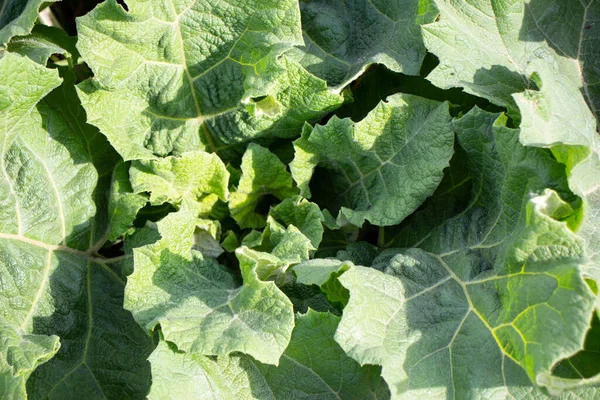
[
  {"xmin": 0, "ymin": 53, "xmax": 152, "ymax": 399},
  {"xmin": 148, "ymin": 310, "xmax": 390, "ymax": 399},
  {"xmin": 288, "ymin": 0, "xmax": 438, "ymax": 88},
  {"xmin": 423, "ymin": 0, "xmax": 598, "ymax": 144},
  {"xmin": 291, "ymin": 94, "xmax": 454, "ymax": 227},
  {"xmin": 423, "ymin": 2, "xmax": 600, "ymax": 277},
  {"xmin": 124, "ymin": 206, "xmax": 295, "ymax": 365},
  {"xmin": 76, "ymin": 0, "xmax": 343, "ymax": 161},
  {"xmin": 297, "ymin": 108, "xmax": 596, "ymax": 398},
  {"xmin": 424, "ymin": 0, "xmax": 600, "ymax": 311}
]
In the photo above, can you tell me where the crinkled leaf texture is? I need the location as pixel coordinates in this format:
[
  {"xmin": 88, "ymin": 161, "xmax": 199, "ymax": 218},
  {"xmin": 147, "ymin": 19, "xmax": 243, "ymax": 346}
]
[
  {"xmin": 230, "ymin": 143, "xmax": 299, "ymax": 229},
  {"xmin": 423, "ymin": 0, "xmax": 600, "ymax": 290},
  {"xmin": 0, "ymin": 53, "xmax": 152, "ymax": 398},
  {"xmin": 0, "ymin": 319, "xmax": 59, "ymax": 399},
  {"xmin": 6, "ymin": 24, "xmax": 80, "ymax": 65},
  {"xmin": 288, "ymin": 0, "xmax": 438, "ymax": 87},
  {"xmin": 124, "ymin": 206, "xmax": 295, "ymax": 365},
  {"xmin": 296, "ymin": 108, "xmax": 597, "ymax": 398},
  {"xmin": 148, "ymin": 310, "xmax": 390, "ymax": 399},
  {"xmin": 424, "ymin": 0, "xmax": 600, "ymax": 355},
  {"xmin": 130, "ymin": 149, "xmax": 230, "ymax": 206},
  {"xmin": 75, "ymin": 0, "xmax": 343, "ymax": 160},
  {"xmin": 2, "ymin": 0, "xmax": 600, "ymax": 398},
  {"xmin": 423, "ymin": 0, "xmax": 598, "ymax": 143},
  {"xmin": 291, "ymin": 94, "xmax": 454, "ymax": 227}
]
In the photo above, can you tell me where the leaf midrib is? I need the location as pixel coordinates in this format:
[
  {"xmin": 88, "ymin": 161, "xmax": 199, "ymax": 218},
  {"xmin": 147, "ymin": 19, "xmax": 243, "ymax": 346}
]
[
  {"xmin": 44, "ymin": 261, "xmax": 111, "ymax": 400},
  {"xmin": 0, "ymin": 232, "xmax": 125, "ymax": 277},
  {"xmin": 279, "ymin": 354, "xmax": 343, "ymax": 400}
]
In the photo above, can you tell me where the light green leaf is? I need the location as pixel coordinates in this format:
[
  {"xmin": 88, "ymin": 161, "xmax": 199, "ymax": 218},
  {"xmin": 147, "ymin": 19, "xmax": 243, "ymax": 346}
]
[
  {"xmin": 0, "ymin": 53, "xmax": 152, "ymax": 398},
  {"xmin": 422, "ymin": 0, "xmax": 599, "ymax": 147},
  {"xmin": 423, "ymin": 0, "xmax": 600, "ymax": 295},
  {"xmin": 235, "ymin": 222, "xmax": 315, "ymax": 282},
  {"xmin": 230, "ymin": 143, "xmax": 298, "ymax": 229},
  {"xmin": 148, "ymin": 310, "xmax": 390, "ymax": 400},
  {"xmin": 334, "ymin": 235, "xmax": 594, "ymax": 399},
  {"xmin": 130, "ymin": 150, "xmax": 229, "ymax": 206},
  {"xmin": 148, "ymin": 340, "xmax": 277, "ymax": 400},
  {"xmin": 291, "ymin": 94, "xmax": 454, "ymax": 227},
  {"xmin": 107, "ymin": 161, "xmax": 147, "ymax": 241},
  {"xmin": 294, "ymin": 259, "xmax": 351, "ymax": 309},
  {"xmin": 6, "ymin": 24, "xmax": 80, "ymax": 65},
  {"xmin": 193, "ymin": 218, "xmax": 223, "ymax": 258},
  {"xmin": 294, "ymin": 258, "xmax": 349, "ymax": 287},
  {"xmin": 0, "ymin": 52, "xmax": 60, "ymax": 142},
  {"xmin": 221, "ymin": 230, "xmax": 239, "ymax": 253},
  {"xmin": 215, "ymin": 55, "xmax": 345, "ymax": 144},
  {"xmin": 0, "ymin": 319, "xmax": 59, "ymax": 399},
  {"xmin": 236, "ymin": 245, "xmax": 289, "ymax": 282},
  {"xmin": 551, "ymin": 145, "xmax": 600, "ymax": 310},
  {"xmin": 0, "ymin": 0, "xmax": 58, "ymax": 46},
  {"xmin": 270, "ymin": 195, "xmax": 325, "ymax": 249},
  {"xmin": 125, "ymin": 208, "xmax": 295, "ymax": 365},
  {"xmin": 384, "ymin": 107, "xmax": 577, "ymax": 253},
  {"xmin": 300, "ymin": 108, "xmax": 597, "ymax": 398},
  {"xmin": 289, "ymin": 0, "xmax": 438, "ymax": 87},
  {"xmin": 240, "ymin": 213, "xmax": 317, "ymax": 268},
  {"xmin": 267, "ymin": 220, "xmax": 315, "ymax": 262},
  {"xmin": 76, "ymin": 0, "xmax": 342, "ymax": 160}
]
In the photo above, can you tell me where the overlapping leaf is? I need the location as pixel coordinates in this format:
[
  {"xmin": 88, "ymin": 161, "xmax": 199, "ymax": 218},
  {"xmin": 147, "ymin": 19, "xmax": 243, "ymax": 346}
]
[
  {"xmin": 423, "ymin": 0, "xmax": 599, "ymax": 144},
  {"xmin": 6, "ymin": 25, "xmax": 80, "ymax": 65},
  {"xmin": 2, "ymin": 0, "xmax": 600, "ymax": 398},
  {"xmin": 0, "ymin": 319, "xmax": 59, "ymax": 399},
  {"xmin": 291, "ymin": 94, "xmax": 454, "ymax": 227},
  {"xmin": 75, "ymin": 0, "xmax": 343, "ymax": 161},
  {"xmin": 270, "ymin": 195, "xmax": 325, "ymax": 249},
  {"xmin": 106, "ymin": 161, "xmax": 148, "ymax": 241},
  {"xmin": 0, "ymin": 53, "xmax": 152, "ymax": 399},
  {"xmin": 288, "ymin": 0, "xmax": 438, "ymax": 88},
  {"xmin": 423, "ymin": 0, "xmax": 600, "ymax": 310},
  {"xmin": 230, "ymin": 143, "xmax": 298, "ymax": 229},
  {"xmin": 148, "ymin": 310, "xmax": 390, "ymax": 399},
  {"xmin": 296, "ymin": 108, "xmax": 596, "ymax": 398},
  {"xmin": 124, "ymin": 206, "xmax": 295, "ymax": 365},
  {"xmin": 0, "ymin": 0, "xmax": 58, "ymax": 46},
  {"xmin": 130, "ymin": 150, "xmax": 229, "ymax": 206}
]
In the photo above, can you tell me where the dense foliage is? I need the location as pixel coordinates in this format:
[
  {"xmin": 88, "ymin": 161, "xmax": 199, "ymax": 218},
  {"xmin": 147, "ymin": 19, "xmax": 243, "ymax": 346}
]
[{"xmin": 1, "ymin": 0, "xmax": 600, "ymax": 398}]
